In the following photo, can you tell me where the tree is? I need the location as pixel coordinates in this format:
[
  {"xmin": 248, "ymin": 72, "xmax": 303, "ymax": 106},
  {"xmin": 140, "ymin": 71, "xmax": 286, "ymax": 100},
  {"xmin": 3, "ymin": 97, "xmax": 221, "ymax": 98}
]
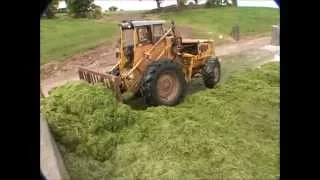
[
  {"xmin": 177, "ymin": 0, "xmax": 187, "ymax": 8},
  {"xmin": 231, "ymin": 0, "xmax": 237, "ymax": 6},
  {"xmin": 188, "ymin": 2, "xmax": 194, "ymax": 7},
  {"xmin": 87, "ymin": 4, "xmax": 102, "ymax": 19},
  {"xmin": 67, "ymin": 0, "xmax": 94, "ymax": 18},
  {"xmin": 205, "ymin": 0, "xmax": 215, "ymax": 7},
  {"xmin": 46, "ymin": 0, "xmax": 59, "ymax": 18},
  {"xmin": 155, "ymin": 0, "xmax": 164, "ymax": 8},
  {"xmin": 194, "ymin": 0, "xmax": 198, "ymax": 4},
  {"xmin": 109, "ymin": 6, "xmax": 118, "ymax": 12},
  {"xmin": 205, "ymin": 0, "xmax": 228, "ymax": 7}
]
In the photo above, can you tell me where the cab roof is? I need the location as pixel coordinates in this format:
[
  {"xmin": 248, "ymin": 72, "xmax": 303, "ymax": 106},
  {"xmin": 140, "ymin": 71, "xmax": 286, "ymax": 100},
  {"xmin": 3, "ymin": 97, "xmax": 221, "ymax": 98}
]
[
  {"xmin": 120, "ymin": 20, "xmax": 166, "ymax": 29},
  {"xmin": 182, "ymin": 39, "xmax": 213, "ymax": 43}
]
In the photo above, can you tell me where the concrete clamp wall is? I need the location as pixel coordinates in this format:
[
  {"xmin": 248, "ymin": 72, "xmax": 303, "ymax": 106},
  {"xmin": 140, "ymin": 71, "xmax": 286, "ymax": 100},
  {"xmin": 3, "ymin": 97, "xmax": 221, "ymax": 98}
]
[
  {"xmin": 237, "ymin": 0, "xmax": 279, "ymax": 8},
  {"xmin": 41, "ymin": 115, "xmax": 70, "ymax": 180}
]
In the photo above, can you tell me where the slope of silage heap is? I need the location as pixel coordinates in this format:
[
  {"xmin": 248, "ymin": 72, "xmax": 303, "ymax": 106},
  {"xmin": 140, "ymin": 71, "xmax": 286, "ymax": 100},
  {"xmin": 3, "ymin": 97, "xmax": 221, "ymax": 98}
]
[{"xmin": 41, "ymin": 62, "xmax": 279, "ymax": 180}]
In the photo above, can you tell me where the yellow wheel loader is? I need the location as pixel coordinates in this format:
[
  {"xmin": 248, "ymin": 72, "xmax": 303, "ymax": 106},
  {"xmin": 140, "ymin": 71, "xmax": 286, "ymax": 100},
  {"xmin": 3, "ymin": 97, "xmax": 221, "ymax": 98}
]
[{"xmin": 78, "ymin": 20, "xmax": 221, "ymax": 106}]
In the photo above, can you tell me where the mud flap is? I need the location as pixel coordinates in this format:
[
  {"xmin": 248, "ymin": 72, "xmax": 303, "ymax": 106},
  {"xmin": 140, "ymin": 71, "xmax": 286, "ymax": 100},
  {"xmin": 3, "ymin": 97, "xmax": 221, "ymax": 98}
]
[{"xmin": 78, "ymin": 67, "xmax": 123, "ymax": 102}]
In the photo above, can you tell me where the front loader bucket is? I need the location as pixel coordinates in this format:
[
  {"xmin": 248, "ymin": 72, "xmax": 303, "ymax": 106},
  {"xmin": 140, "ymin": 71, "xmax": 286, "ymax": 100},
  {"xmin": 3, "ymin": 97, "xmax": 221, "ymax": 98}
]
[{"xmin": 78, "ymin": 67, "xmax": 123, "ymax": 102}]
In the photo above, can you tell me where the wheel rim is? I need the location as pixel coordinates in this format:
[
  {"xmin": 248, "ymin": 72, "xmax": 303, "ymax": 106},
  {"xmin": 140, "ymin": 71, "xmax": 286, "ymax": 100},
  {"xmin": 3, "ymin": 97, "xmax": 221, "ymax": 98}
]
[
  {"xmin": 213, "ymin": 66, "xmax": 220, "ymax": 82},
  {"xmin": 157, "ymin": 73, "xmax": 179, "ymax": 102}
]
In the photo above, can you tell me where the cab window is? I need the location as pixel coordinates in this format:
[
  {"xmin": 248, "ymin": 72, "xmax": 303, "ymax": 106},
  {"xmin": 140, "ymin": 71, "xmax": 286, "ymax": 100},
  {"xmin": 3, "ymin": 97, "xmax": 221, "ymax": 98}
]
[
  {"xmin": 137, "ymin": 26, "xmax": 152, "ymax": 44},
  {"xmin": 153, "ymin": 24, "xmax": 163, "ymax": 43}
]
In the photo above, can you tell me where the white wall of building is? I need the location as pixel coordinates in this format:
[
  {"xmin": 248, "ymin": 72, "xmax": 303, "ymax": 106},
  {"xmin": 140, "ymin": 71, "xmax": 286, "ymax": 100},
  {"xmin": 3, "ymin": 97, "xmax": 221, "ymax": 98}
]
[
  {"xmin": 237, "ymin": 0, "xmax": 278, "ymax": 8},
  {"xmin": 58, "ymin": 0, "xmax": 278, "ymax": 12},
  {"xmin": 58, "ymin": 1, "xmax": 67, "ymax": 9},
  {"xmin": 58, "ymin": 0, "xmax": 208, "ymax": 12}
]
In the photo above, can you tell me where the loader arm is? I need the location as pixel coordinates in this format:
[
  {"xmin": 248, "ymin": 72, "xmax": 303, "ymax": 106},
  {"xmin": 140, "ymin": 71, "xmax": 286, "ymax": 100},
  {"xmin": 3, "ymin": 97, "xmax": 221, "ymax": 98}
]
[{"xmin": 123, "ymin": 27, "xmax": 174, "ymax": 78}]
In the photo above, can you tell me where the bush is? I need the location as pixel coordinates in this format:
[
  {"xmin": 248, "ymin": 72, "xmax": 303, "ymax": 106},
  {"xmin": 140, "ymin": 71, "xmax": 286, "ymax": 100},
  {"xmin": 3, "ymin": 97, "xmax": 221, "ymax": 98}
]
[
  {"xmin": 188, "ymin": 2, "xmax": 194, "ymax": 7},
  {"xmin": 67, "ymin": 0, "xmax": 94, "ymax": 18},
  {"xmin": 205, "ymin": 0, "xmax": 216, "ymax": 8},
  {"xmin": 57, "ymin": 8, "xmax": 68, "ymax": 13},
  {"xmin": 177, "ymin": 0, "xmax": 187, "ymax": 8},
  {"xmin": 46, "ymin": 0, "xmax": 59, "ymax": 18},
  {"xmin": 109, "ymin": 6, "xmax": 118, "ymax": 12},
  {"xmin": 205, "ymin": 0, "xmax": 229, "ymax": 8},
  {"xmin": 231, "ymin": 0, "xmax": 237, "ymax": 6},
  {"xmin": 87, "ymin": 4, "xmax": 102, "ymax": 19}
]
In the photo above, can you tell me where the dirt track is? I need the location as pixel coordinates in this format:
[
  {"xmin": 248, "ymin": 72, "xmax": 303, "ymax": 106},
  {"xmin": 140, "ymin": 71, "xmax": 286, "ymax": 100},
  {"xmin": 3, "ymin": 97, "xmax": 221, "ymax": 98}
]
[{"xmin": 41, "ymin": 36, "xmax": 273, "ymax": 96}]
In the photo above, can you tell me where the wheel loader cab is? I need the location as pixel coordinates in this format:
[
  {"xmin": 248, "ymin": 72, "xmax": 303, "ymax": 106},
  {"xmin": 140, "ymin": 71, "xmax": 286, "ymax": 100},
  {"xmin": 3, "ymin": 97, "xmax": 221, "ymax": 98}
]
[
  {"xmin": 119, "ymin": 20, "xmax": 166, "ymax": 71},
  {"xmin": 119, "ymin": 24, "xmax": 134, "ymax": 69}
]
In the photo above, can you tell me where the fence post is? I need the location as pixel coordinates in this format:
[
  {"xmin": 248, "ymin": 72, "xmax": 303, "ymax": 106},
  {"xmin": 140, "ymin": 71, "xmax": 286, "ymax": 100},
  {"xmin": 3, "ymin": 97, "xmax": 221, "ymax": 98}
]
[
  {"xmin": 271, "ymin": 25, "xmax": 280, "ymax": 45},
  {"xmin": 232, "ymin": 25, "xmax": 240, "ymax": 41}
]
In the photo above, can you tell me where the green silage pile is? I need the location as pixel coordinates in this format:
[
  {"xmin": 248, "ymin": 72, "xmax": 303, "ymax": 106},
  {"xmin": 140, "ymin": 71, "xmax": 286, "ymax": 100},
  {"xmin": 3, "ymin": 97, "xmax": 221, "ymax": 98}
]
[
  {"xmin": 41, "ymin": 62, "xmax": 279, "ymax": 180},
  {"xmin": 40, "ymin": 82, "xmax": 138, "ymax": 163}
]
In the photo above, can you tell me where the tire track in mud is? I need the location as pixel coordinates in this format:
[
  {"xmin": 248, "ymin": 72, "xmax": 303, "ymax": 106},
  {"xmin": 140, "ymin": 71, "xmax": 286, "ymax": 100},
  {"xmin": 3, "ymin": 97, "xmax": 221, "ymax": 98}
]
[{"xmin": 41, "ymin": 36, "xmax": 273, "ymax": 96}]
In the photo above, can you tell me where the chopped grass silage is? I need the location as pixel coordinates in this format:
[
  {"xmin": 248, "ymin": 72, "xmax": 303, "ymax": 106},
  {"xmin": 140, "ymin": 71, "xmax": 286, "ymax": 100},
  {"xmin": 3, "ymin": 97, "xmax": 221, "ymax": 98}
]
[
  {"xmin": 41, "ymin": 82, "xmax": 138, "ymax": 162},
  {"xmin": 41, "ymin": 62, "xmax": 279, "ymax": 180}
]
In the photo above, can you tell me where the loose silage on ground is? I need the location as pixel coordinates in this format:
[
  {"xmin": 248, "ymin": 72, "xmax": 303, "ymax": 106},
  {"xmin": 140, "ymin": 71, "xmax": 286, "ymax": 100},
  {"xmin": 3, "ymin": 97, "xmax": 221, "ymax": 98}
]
[{"xmin": 41, "ymin": 62, "xmax": 279, "ymax": 180}]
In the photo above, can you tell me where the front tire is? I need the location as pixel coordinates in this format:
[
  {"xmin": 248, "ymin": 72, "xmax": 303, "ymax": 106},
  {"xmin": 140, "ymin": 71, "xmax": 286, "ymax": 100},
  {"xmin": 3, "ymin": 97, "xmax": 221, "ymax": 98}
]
[
  {"xmin": 202, "ymin": 58, "xmax": 221, "ymax": 88},
  {"xmin": 140, "ymin": 60, "xmax": 187, "ymax": 106}
]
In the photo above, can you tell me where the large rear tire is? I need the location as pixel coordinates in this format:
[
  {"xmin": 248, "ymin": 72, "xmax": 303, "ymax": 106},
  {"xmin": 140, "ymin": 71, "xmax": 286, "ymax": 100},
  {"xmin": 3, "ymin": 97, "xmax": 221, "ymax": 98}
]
[
  {"xmin": 202, "ymin": 58, "xmax": 221, "ymax": 88},
  {"xmin": 140, "ymin": 60, "xmax": 187, "ymax": 106}
]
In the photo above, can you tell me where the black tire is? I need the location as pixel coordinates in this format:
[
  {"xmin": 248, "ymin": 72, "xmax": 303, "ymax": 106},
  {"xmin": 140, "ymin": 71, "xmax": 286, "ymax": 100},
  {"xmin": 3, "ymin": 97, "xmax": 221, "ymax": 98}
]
[
  {"xmin": 140, "ymin": 60, "xmax": 187, "ymax": 106},
  {"xmin": 202, "ymin": 57, "xmax": 221, "ymax": 88},
  {"xmin": 133, "ymin": 91, "xmax": 142, "ymax": 98}
]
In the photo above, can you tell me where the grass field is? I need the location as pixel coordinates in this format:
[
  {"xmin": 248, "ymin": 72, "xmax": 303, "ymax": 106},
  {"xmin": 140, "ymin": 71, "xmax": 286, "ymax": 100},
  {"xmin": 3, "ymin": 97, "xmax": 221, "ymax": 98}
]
[
  {"xmin": 160, "ymin": 7, "xmax": 279, "ymax": 42},
  {"xmin": 40, "ymin": 18, "xmax": 117, "ymax": 64},
  {"xmin": 41, "ymin": 60, "xmax": 279, "ymax": 179},
  {"xmin": 40, "ymin": 7, "xmax": 279, "ymax": 64}
]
